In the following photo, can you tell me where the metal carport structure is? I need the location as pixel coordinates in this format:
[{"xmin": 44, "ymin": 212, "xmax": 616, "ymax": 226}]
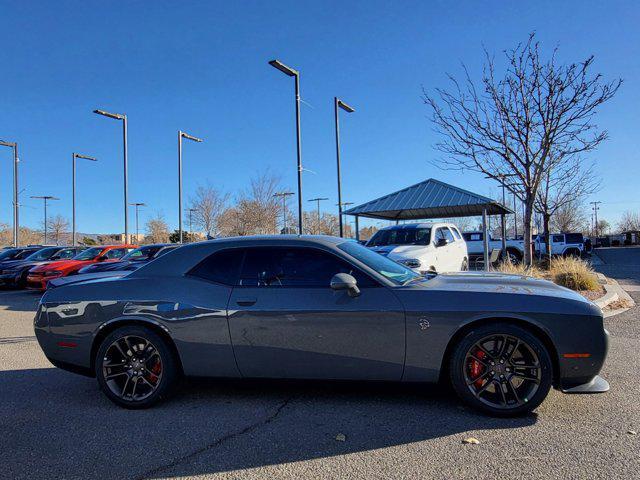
[{"xmin": 343, "ymin": 178, "xmax": 513, "ymax": 270}]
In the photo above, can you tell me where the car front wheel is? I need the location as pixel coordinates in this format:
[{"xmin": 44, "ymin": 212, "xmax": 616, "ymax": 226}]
[
  {"xmin": 449, "ymin": 323, "xmax": 553, "ymax": 416},
  {"xmin": 95, "ymin": 325, "xmax": 178, "ymax": 409}
]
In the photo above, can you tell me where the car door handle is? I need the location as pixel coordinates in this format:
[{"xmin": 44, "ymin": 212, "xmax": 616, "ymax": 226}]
[{"xmin": 236, "ymin": 297, "xmax": 257, "ymax": 306}]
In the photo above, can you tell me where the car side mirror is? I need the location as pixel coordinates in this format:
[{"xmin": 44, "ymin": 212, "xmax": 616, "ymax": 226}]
[
  {"xmin": 330, "ymin": 273, "xmax": 360, "ymax": 297},
  {"xmin": 436, "ymin": 238, "xmax": 447, "ymax": 247}
]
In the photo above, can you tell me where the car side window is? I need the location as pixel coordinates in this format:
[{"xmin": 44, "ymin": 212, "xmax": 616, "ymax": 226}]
[
  {"xmin": 434, "ymin": 228, "xmax": 446, "ymax": 243},
  {"xmin": 451, "ymin": 227, "xmax": 462, "ymax": 240},
  {"xmin": 553, "ymin": 235, "xmax": 564, "ymax": 243},
  {"xmin": 442, "ymin": 228, "xmax": 455, "ymax": 243},
  {"xmin": 189, "ymin": 248, "xmax": 245, "ymax": 286},
  {"xmin": 239, "ymin": 247, "xmax": 377, "ymax": 288},
  {"xmin": 58, "ymin": 248, "xmax": 76, "ymax": 259},
  {"xmin": 105, "ymin": 248, "xmax": 126, "ymax": 259}
]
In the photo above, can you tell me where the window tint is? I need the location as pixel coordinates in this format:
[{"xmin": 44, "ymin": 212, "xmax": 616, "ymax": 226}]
[
  {"xmin": 104, "ymin": 248, "xmax": 128, "ymax": 259},
  {"xmin": 442, "ymin": 228, "xmax": 455, "ymax": 243},
  {"xmin": 367, "ymin": 228, "xmax": 431, "ymax": 247},
  {"xmin": 239, "ymin": 247, "xmax": 376, "ymax": 288},
  {"xmin": 189, "ymin": 248, "xmax": 244, "ymax": 285},
  {"xmin": 552, "ymin": 235, "xmax": 565, "ymax": 243},
  {"xmin": 451, "ymin": 227, "xmax": 462, "ymax": 240},
  {"xmin": 55, "ymin": 248, "xmax": 78, "ymax": 259},
  {"xmin": 463, "ymin": 232, "xmax": 482, "ymax": 241}
]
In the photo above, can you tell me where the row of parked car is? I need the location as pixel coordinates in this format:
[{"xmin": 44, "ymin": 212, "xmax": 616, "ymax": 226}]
[
  {"xmin": 0, "ymin": 224, "xmax": 587, "ymax": 291},
  {"xmin": 0, "ymin": 243, "xmax": 178, "ymax": 290}
]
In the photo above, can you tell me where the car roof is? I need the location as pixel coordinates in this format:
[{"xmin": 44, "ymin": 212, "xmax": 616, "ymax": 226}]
[{"xmin": 378, "ymin": 222, "xmax": 453, "ymax": 231}]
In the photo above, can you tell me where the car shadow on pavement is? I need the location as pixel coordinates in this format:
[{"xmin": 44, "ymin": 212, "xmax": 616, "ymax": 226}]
[
  {"xmin": 0, "ymin": 289, "xmax": 42, "ymax": 313},
  {"xmin": 0, "ymin": 367, "xmax": 537, "ymax": 480}
]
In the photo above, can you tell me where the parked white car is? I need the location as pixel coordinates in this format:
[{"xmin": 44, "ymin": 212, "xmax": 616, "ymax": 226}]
[
  {"xmin": 365, "ymin": 222, "xmax": 468, "ymax": 273},
  {"xmin": 534, "ymin": 233, "xmax": 583, "ymax": 257},
  {"xmin": 463, "ymin": 231, "xmax": 525, "ymax": 262}
]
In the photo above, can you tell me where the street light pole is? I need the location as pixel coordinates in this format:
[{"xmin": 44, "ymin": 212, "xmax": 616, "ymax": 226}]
[
  {"xmin": 590, "ymin": 201, "xmax": 602, "ymax": 241},
  {"xmin": 269, "ymin": 59, "xmax": 303, "ymax": 235},
  {"xmin": 334, "ymin": 98, "xmax": 355, "ymax": 238},
  {"xmin": 129, "ymin": 202, "xmax": 146, "ymax": 242},
  {"xmin": 178, "ymin": 131, "xmax": 203, "ymax": 244},
  {"xmin": 308, "ymin": 197, "xmax": 328, "ymax": 234},
  {"xmin": 94, "ymin": 109, "xmax": 129, "ymax": 243},
  {"xmin": 0, "ymin": 140, "xmax": 19, "ymax": 246},
  {"xmin": 273, "ymin": 192, "xmax": 294, "ymax": 234},
  {"xmin": 72, "ymin": 153, "xmax": 97, "ymax": 246},
  {"xmin": 188, "ymin": 208, "xmax": 197, "ymax": 242},
  {"xmin": 31, "ymin": 195, "xmax": 59, "ymax": 244}
]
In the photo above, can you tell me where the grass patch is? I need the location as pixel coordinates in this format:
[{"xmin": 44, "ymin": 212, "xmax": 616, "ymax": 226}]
[
  {"xmin": 549, "ymin": 257, "xmax": 600, "ymax": 291},
  {"xmin": 495, "ymin": 256, "xmax": 600, "ymax": 292}
]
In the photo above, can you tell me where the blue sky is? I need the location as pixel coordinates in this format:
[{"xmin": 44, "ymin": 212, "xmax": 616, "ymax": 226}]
[{"xmin": 1, "ymin": 0, "xmax": 638, "ymax": 234}]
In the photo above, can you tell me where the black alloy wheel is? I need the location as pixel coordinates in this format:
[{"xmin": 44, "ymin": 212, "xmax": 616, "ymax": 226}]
[
  {"xmin": 450, "ymin": 323, "xmax": 552, "ymax": 416},
  {"xmin": 96, "ymin": 326, "xmax": 178, "ymax": 409}
]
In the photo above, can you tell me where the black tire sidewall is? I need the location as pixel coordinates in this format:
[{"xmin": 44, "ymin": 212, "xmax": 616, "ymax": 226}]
[
  {"xmin": 449, "ymin": 323, "xmax": 553, "ymax": 417},
  {"xmin": 95, "ymin": 325, "xmax": 177, "ymax": 409}
]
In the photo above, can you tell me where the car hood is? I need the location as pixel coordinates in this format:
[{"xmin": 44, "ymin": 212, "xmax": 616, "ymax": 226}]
[
  {"xmin": 1, "ymin": 259, "xmax": 50, "ymax": 271},
  {"xmin": 369, "ymin": 245, "xmax": 427, "ymax": 257},
  {"xmin": 47, "ymin": 271, "xmax": 129, "ymax": 289},
  {"xmin": 406, "ymin": 271, "xmax": 590, "ymax": 303},
  {"xmin": 30, "ymin": 259, "xmax": 90, "ymax": 272}
]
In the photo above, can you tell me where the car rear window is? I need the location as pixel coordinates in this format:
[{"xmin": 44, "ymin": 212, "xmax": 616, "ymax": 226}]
[{"xmin": 189, "ymin": 248, "xmax": 245, "ymax": 286}]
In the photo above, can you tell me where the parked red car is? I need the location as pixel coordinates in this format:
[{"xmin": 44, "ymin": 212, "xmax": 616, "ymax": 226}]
[{"xmin": 27, "ymin": 245, "xmax": 138, "ymax": 290}]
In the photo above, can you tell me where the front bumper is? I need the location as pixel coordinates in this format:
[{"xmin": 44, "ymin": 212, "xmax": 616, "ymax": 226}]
[
  {"xmin": 0, "ymin": 272, "xmax": 20, "ymax": 287},
  {"xmin": 561, "ymin": 375, "xmax": 609, "ymax": 394},
  {"xmin": 27, "ymin": 274, "xmax": 62, "ymax": 290}
]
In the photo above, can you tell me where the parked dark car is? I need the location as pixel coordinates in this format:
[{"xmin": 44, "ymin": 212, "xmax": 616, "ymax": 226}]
[
  {"xmin": 35, "ymin": 236, "xmax": 609, "ymax": 416},
  {"xmin": 0, "ymin": 246, "xmax": 44, "ymax": 265},
  {"xmin": 0, "ymin": 246, "xmax": 86, "ymax": 288},
  {"xmin": 78, "ymin": 244, "xmax": 178, "ymax": 274}
]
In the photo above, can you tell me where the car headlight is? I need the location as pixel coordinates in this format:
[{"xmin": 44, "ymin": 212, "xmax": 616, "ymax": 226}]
[
  {"xmin": 44, "ymin": 270, "xmax": 62, "ymax": 277},
  {"xmin": 398, "ymin": 258, "xmax": 421, "ymax": 268}
]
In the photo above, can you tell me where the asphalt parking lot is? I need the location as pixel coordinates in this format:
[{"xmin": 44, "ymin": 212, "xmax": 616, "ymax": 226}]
[{"xmin": 1, "ymin": 256, "xmax": 638, "ymax": 480}]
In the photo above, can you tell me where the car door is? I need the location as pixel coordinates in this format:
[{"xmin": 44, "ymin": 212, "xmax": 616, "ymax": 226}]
[
  {"xmin": 440, "ymin": 227, "xmax": 457, "ymax": 271},
  {"xmin": 227, "ymin": 246, "xmax": 406, "ymax": 381}
]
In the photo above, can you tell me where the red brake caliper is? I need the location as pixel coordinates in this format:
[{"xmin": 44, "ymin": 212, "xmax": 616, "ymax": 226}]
[
  {"xmin": 470, "ymin": 349, "xmax": 486, "ymax": 387},
  {"xmin": 149, "ymin": 362, "xmax": 162, "ymax": 383}
]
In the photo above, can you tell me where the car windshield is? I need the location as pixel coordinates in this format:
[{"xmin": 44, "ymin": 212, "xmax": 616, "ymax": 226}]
[
  {"xmin": 122, "ymin": 245, "xmax": 162, "ymax": 261},
  {"xmin": 338, "ymin": 241, "xmax": 421, "ymax": 285},
  {"xmin": 25, "ymin": 247, "xmax": 60, "ymax": 261},
  {"xmin": 367, "ymin": 228, "xmax": 431, "ymax": 247},
  {"xmin": 0, "ymin": 249, "xmax": 20, "ymax": 261},
  {"xmin": 73, "ymin": 247, "xmax": 103, "ymax": 260}
]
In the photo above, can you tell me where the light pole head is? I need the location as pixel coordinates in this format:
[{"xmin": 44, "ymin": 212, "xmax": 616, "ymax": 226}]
[
  {"xmin": 31, "ymin": 195, "xmax": 60, "ymax": 201},
  {"xmin": 180, "ymin": 131, "xmax": 204, "ymax": 143},
  {"xmin": 269, "ymin": 59, "xmax": 298, "ymax": 77},
  {"xmin": 74, "ymin": 153, "xmax": 98, "ymax": 161},
  {"xmin": 0, "ymin": 140, "xmax": 17, "ymax": 148},
  {"xmin": 94, "ymin": 109, "xmax": 126, "ymax": 120},
  {"xmin": 337, "ymin": 99, "xmax": 355, "ymax": 113},
  {"xmin": 129, "ymin": 202, "xmax": 146, "ymax": 207}
]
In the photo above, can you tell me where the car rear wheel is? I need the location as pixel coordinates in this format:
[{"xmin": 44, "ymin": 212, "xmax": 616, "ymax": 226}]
[
  {"xmin": 95, "ymin": 326, "xmax": 178, "ymax": 409},
  {"xmin": 449, "ymin": 323, "xmax": 552, "ymax": 416}
]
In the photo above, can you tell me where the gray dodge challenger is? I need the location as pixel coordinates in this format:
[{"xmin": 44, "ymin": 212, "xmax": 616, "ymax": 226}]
[{"xmin": 34, "ymin": 236, "xmax": 609, "ymax": 416}]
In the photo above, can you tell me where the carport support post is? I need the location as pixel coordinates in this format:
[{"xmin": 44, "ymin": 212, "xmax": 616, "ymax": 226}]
[
  {"xmin": 482, "ymin": 208, "xmax": 489, "ymax": 271},
  {"xmin": 501, "ymin": 213, "xmax": 506, "ymax": 257},
  {"xmin": 355, "ymin": 215, "xmax": 360, "ymax": 241}
]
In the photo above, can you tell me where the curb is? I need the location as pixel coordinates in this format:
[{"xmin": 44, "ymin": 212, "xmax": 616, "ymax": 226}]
[{"xmin": 593, "ymin": 273, "xmax": 636, "ymax": 317}]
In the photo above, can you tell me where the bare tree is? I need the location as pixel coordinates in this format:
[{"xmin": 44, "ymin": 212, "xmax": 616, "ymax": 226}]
[
  {"xmin": 47, "ymin": 215, "xmax": 70, "ymax": 245},
  {"xmin": 535, "ymin": 157, "xmax": 599, "ymax": 257},
  {"xmin": 219, "ymin": 172, "xmax": 282, "ymax": 236},
  {"xmin": 617, "ymin": 211, "xmax": 640, "ymax": 232},
  {"xmin": 424, "ymin": 34, "xmax": 621, "ymax": 264},
  {"xmin": 550, "ymin": 200, "xmax": 589, "ymax": 233},
  {"xmin": 596, "ymin": 219, "xmax": 610, "ymax": 235},
  {"xmin": 189, "ymin": 183, "xmax": 229, "ymax": 238},
  {"xmin": 144, "ymin": 213, "xmax": 170, "ymax": 244}
]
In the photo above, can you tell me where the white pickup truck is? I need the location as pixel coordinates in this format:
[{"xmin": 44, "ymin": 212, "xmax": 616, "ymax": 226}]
[
  {"xmin": 462, "ymin": 231, "xmax": 525, "ymax": 262},
  {"xmin": 534, "ymin": 233, "xmax": 583, "ymax": 257}
]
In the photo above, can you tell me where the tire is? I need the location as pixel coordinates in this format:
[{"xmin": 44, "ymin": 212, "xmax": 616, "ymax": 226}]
[
  {"xmin": 449, "ymin": 323, "xmax": 553, "ymax": 417},
  {"xmin": 95, "ymin": 325, "xmax": 178, "ymax": 409},
  {"xmin": 505, "ymin": 249, "xmax": 522, "ymax": 264},
  {"xmin": 460, "ymin": 258, "xmax": 469, "ymax": 271},
  {"xmin": 563, "ymin": 249, "xmax": 580, "ymax": 258}
]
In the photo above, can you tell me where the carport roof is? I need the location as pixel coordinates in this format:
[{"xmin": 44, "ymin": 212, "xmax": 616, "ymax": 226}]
[{"xmin": 343, "ymin": 178, "xmax": 512, "ymax": 220}]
